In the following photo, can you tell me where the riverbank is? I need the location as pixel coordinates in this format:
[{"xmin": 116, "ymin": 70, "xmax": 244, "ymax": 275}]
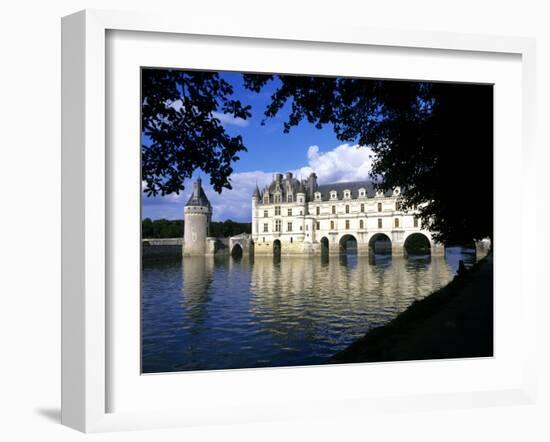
[{"xmin": 327, "ymin": 253, "xmax": 493, "ymax": 364}]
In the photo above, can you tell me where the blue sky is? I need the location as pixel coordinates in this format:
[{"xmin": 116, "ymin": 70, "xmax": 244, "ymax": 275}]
[{"xmin": 142, "ymin": 71, "xmax": 375, "ymax": 222}]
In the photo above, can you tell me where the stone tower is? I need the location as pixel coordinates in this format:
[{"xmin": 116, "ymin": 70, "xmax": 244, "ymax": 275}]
[{"xmin": 183, "ymin": 178, "xmax": 212, "ymax": 256}]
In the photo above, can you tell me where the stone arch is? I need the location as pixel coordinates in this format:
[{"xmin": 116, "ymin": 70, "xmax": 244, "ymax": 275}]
[
  {"xmin": 273, "ymin": 239, "xmax": 282, "ymax": 256},
  {"xmin": 368, "ymin": 233, "xmax": 392, "ymax": 255},
  {"xmin": 404, "ymin": 232, "xmax": 431, "ymax": 256},
  {"xmin": 339, "ymin": 234, "xmax": 358, "ymax": 254},
  {"xmin": 231, "ymin": 243, "xmax": 243, "ymax": 259},
  {"xmin": 320, "ymin": 236, "xmax": 330, "ymax": 256}
]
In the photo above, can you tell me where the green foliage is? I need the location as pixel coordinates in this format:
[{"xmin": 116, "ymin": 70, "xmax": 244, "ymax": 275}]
[
  {"xmin": 141, "ymin": 69, "xmax": 251, "ymax": 197},
  {"xmin": 141, "ymin": 218, "xmax": 184, "ymax": 238},
  {"xmin": 142, "ymin": 69, "xmax": 493, "ymax": 244},
  {"xmin": 243, "ymin": 74, "xmax": 493, "ymax": 244},
  {"xmin": 142, "ymin": 218, "xmax": 251, "ymax": 239},
  {"xmin": 208, "ymin": 219, "xmax": 252, "ymax": 238}
]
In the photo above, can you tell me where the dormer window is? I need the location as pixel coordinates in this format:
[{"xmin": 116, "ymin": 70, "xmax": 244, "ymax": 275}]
[
  {"xmin": 393, "ymin": 187, "xmax": 401, "ymax": 196},
  {"xmin": 274, "ymin": 193, "xmax": 281, "ymax": 203},
  {"xmin": 375, "ymin": 190, "xmax": 384, "ymax": 198},
  {"xmin": 358, "ymin": 188, "xmax": 366, "ymax": 198},
  {"xmin": 287, "ymin": 194, "xmax": 293, "ymax": 203},
  {"xmin": 314, "ymin": 192, "xmax": 322, "ymax": 201},
  {"xmin": 330, "ymin": 191, "xmax": 337, "ymax": 200},
  {"xmin": 343, "ymin": 190, "xmax": 351, "ymax": 199},
  {"xmin": 263, "ymin": 195, "xmax": 269, "ymax": 204}
]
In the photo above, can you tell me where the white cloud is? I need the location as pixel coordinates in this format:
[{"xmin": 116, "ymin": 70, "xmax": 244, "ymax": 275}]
[
  {"xmin": 142, "ymin": 143, "xmax": 374, "ymax": 222},
  {"xmin": 293, "ymin": 144, "xmax": 373, "ymax": 184},
  {"xmin": 212, "ymin": 111, "xmax": 250, "ymax": 128}
]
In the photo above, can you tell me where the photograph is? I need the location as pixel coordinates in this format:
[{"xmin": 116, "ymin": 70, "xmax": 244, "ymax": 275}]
[{"xmin": 140, "ymin": 68, "xmax": 494, "ymax": 374}]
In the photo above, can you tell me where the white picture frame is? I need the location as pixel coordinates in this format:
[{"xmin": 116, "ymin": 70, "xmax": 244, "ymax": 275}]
[{"xmin": 61, "ymin": 9, "xmax": 537, "ymax": 433}]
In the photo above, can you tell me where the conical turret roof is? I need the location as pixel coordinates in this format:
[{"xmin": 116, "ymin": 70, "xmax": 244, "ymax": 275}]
[{"xmin": 185, "ymin": 178, "xmax": 211, "ymax": 208}]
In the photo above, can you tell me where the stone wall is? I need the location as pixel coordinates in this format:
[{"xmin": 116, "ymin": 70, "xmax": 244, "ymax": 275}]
[
  {"xmin": 206, "ymin": 237, "xmax": 230, "ymax": 255},
  {"xmin": 142, "ymin": 238, "xmax": 184, "ymax": 260}
]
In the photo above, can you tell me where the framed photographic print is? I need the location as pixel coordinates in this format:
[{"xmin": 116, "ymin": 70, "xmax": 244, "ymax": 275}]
[{"xmin": 62, "ymin": 9, "xmax": 537, "ymax": 432}]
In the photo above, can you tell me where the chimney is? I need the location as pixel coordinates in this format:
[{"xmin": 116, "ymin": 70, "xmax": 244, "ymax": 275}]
[{"xmin": 307, "ymin": 172, "xmax": 317, "ymax": 198}]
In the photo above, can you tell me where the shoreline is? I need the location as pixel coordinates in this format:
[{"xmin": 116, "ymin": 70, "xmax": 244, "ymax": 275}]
[{"xmin": 326, "ymin": 253, "xmax": 494, "ymax": 364}]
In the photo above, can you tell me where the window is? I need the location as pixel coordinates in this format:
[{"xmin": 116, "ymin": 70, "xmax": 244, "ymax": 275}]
[
  {"xmin": 378, "ymin": 218, "xmax": 382, "ymax": 228},
  {"xmin": 274, "ymin": 194, "xmax": 281, "ymax": 203},
  {"xmin": 287, "ymin": 222, "xmax": 292, "ymax": 232},
  {"xmin": 287, "ymin": 194, "xmax": 293, "ymax": 203},
  {"xmin": 330, "ymin": 220, "xmax": 335, "ymax": 230},
  {"xmin": 332, "ymin": 205, "xmax": 336, "ymax": 214},
  {"xmin": 263, "ymin": 195, "xmax": 269, "ymax": 204},
  {"xmin": 287, "ymin": 208, "xmax": 292, "ymax": 216},
  {"xmin": 316, "ymin": 222, "xmax": 320, "ymax": 230},
  {"xmin": 263, "ymin": 223, "xmax": 268, "ymax": 232},
  {"xmin": 315, "ymin": 192, "xmax": 321, "ymax": 201},
  {"xmin": 414, "ymin": 217, "xmax": 419, "ymax": 228},
  {"xmin": 360, "ymin": 219, "xmax": 364, "ymax": 229},
  {"xmin": 263, "ymin": 210, "xmax": 268, "ymax": 218},
  {"xmin": 305, "ymin": 225, "xmax": 308, "ymax": 231},
  {"xmin": 275, "ymin": 206, "xmax": 281, "ymax": 216},
  {"xmin": 263, "ymin": 237, "xmax": 265, "ymax": 242},
  {"xmin": 330, "ymin": 191, "xmax": 337, "ymax": 200},
  {"xmin": 378, "ymin": 202, "xmax": 382, "ymax": 212},
  {"xmin": 316, "ymin": 206, "xmax": 320, "ymax": 215},
  {"xmin": 345, "ymin": 220, "xmax": 350, "ymax": 229},
  {"xmin": 290, "ymin": 237, "xmax": 293, "ymax": 243},
  {"xmin": 360, "ymin": 203, "xmax": 364, "ymax": 213},
  {"xmin": 275, "ymin": 219, "xmax": 281, "ymax": 232},
  {"xmin": 394, "ymin": 218, "xmax": 400, "ymax": 228},
  {"xmin": 345, "ymin": 205, "xmax": 350, "ymax": 214},
  {"xmin": 344, "ymin": 190, "xmax": 350, "ymax": 199}
]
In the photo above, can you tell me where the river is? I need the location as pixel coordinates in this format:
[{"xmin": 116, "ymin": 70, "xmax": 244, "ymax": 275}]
[{"xmin": 141, "ymin": 247, "xmax": 476, "ymax": 373}]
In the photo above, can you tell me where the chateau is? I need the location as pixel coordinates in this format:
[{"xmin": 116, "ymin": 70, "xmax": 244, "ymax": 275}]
[
  {"xmin": 251, "ymin": 172, "xmax": 443, "ymax": 256},
  {"xmin": 182, "ymin": 172, "xmax": 446, "ymax": 257}
]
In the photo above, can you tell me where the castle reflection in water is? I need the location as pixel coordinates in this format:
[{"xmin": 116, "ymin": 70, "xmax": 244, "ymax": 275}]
[{"xmin": 141, "ymin": 248, "xmax": 475, "ymax": 373}]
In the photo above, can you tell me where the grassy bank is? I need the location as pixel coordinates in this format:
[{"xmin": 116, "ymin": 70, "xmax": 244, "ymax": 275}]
[{"xmin": 327, "ymin": 254, "xmax": 494, "ymax": 364}]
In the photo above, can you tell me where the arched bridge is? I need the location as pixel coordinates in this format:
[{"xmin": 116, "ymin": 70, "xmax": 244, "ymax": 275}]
[
  {"xmin": 228, "ymin": 233, "xmax": 253, "ymax": 257},
  {"xmin": 318, "ymin": 228, "xmax": 446, "ymax": 256}
]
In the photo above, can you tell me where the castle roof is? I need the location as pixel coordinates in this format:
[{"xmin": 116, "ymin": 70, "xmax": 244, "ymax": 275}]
[
  {"xmin": 316, "ymin": 180, "xmax": 393, "ymax": 200},
  {"xmin": 185, "ymin": 178, "xmax": 212, "ymax": 208},
  {"xmin": 257, "ymin": 171, "xmax": 397, "ymax": 203},
  {"xmin": 252, "ymin": 185, "xmax": 261, "ymax": 198}
]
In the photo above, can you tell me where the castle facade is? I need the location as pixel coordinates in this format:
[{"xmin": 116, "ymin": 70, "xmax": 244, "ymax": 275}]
[{"xmin": 251, "ymin": 172, "xmax": 443, "ymax": 256}]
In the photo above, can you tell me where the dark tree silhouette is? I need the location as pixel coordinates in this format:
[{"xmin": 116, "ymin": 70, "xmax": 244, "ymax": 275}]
[
  {"xmin": 141, "ymin": 69, "xmax": 251, "ymax": 196},
  {"xmin": 141, "ymin": 218, "xmax": 251, "ymax": 239},
  {"xmin": 141, "ymin": 68, "xmax": 493, "ymax": 244},
  {"xmin": 243, "ymin": 74, "xmax": 493, "ymax": 244}
]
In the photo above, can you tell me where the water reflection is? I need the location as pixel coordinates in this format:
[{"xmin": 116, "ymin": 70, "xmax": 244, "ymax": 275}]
[{"xmin": 141, "ymin": 247, "xmax": 476, "ymax": 373}]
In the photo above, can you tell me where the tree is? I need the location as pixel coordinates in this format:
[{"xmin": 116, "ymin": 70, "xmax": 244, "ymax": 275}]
[
  {"xmin": 242, "ymin": 74, "xmax": 493, "ymax": 244},
  {"xmin": 142, "ymin": 69, "xmax": 493, "ymax": 244},
  {"xmin": 141, "ymin": 218, "xmax": 251, "ymax": 239},
  {"xmin": 141, "ymin": 69, "xmax": 251, "ymax": 197}
]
